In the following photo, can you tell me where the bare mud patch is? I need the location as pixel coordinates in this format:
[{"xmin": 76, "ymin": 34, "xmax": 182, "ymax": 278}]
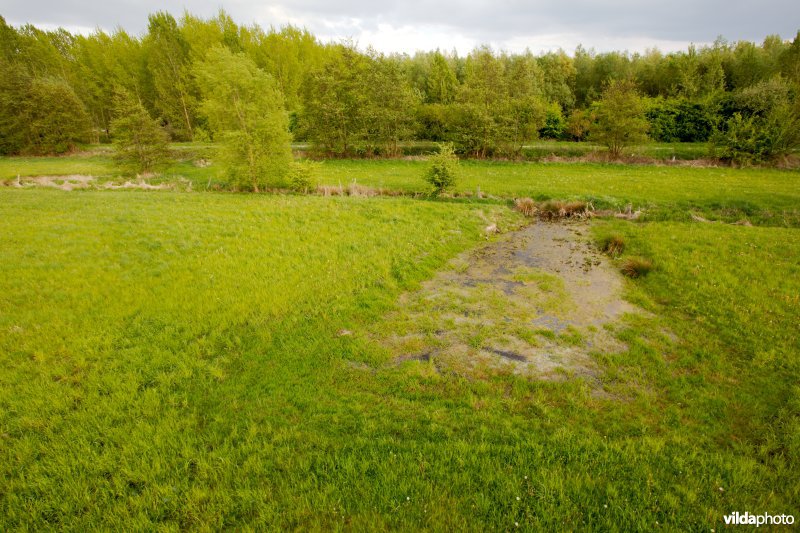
[{"xmin": 374, "ymin": 221, "xmax": 643, "ymax": 382}]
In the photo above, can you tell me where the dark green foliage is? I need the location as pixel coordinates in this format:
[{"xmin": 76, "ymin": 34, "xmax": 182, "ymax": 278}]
[
  {"xmin": 25, "ymin": 77, "xmax": 92, "ymax": 154},
  {"xmin": 424, "ymin": 143, "xmax": 459, "ymax": 193},
  {"xmin": 711, "ymin": 78, "xmax": 800, "ymax": 164},
  {"xmin": 646, "ymin": 98, "xmax": 713, "ymax": 142},
  {"xmin": 0, "ymin": 14, "xmax": 799, "ymax": 165},
  {"xmin": 110, "ymin": 88, "xmax": 170, "ymax": 174},
  {"xmin": 539, "ymin": 104, "xmax": 566, "ymax": 139}
]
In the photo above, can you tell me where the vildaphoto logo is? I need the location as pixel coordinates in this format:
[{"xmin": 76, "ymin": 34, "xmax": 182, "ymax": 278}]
[{"xmin": 723, "ymin": 512, "xmax": 795, "ymax": 527}]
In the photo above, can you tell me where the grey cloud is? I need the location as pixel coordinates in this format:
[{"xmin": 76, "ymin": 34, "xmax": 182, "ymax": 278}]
[{"xmin": 3, "ymin": 0, "xmax": 798, "ymax": 50}]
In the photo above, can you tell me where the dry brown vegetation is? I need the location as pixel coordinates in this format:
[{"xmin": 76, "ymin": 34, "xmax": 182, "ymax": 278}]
[
  {"xmin": 620, "ymin": 256, "xmax": 654, "ymax": 278},
  {"xmin": 514, "ymin": 198, "xmax": 594, "ymax": 220}
]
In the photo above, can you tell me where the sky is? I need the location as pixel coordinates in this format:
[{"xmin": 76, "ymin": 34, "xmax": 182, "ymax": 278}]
[{"xmin": 3, "ymin": 0, "xmax": 799, "ymax": 55}]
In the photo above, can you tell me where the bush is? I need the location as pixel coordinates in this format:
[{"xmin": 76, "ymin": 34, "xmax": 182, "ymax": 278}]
[
  {"xmin": 566, "ymin": 109, "xmax": 592, "ymax": 141},
  {"xmin": 287, "ymin": 161, "xmax": 321, "ymax": 192},
  {"xmin": 646, "ymin": 98, "xmax": 713, "ymax": 143},
  {"xmin": 712, "ymin": 109, "xmax": 800, "ymax": 166},
  {"xmin": 424, "ymin": 143, "xmax": 459, "ymax": 194}
]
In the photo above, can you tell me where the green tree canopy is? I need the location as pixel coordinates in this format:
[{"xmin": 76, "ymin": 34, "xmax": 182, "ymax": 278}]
[
  {"xmin": 111, "ymin": 87, "xmax": 170, "ymax": 174},
  {"xmin": 194, "ymin": 46, "xmax": 292, "ymax": 191},
  {"xmin": 589, "ymin": 79, "xmax": 649, "ymax": 158}
]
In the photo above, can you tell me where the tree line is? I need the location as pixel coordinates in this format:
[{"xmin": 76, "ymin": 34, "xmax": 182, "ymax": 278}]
[{"xmin": 1, "ymin": 11, "xmax": 799, "ymax": 166}]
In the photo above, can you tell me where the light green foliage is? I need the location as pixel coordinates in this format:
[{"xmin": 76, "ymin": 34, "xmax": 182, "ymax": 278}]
[
  {"xmin": 110, "ymin": 88, "xmax": 170, "ymax": 174},
  {"xmin": 145, "ymin": 12, "xmax": 196, "ymax": 140},
  {"xmin": 537, "ymin": 50, "xmax": 576, "ymax": 110},
  {"xmin": 538, "ymin": 102, "xmax": 566, "ymax": 139},
  {"xmin": 426, "ymin": 51, "xmax": 458, "ymax": 104},
  {"xmin": 286, "ymin": 160, "xmax": 320, "ymax": 192},
  {"xmin": 1, "ymin": 15, "xmax": 800, "ymax": 165},
  {"xmin": 424, "ymin": 142, "xmax": 459, "ymax": 193},
  {"xmin": 243, "ymin": 25, "xmax": 324, "ymax": 112},
  {"xmin": 590, "ymin": 79, "xmax": 649, "ymax": 158},
  {"xmin": 364, "ymin": 51, "xmax": 419, "ymax": 156},
  {"xmin": 449, "ymin": 47, "xmax": 546, "ymax": 157},
  {"xmin": 301, "ymin": 44, "xmax": 370, "ymax": 155},
  {"xmin": 194, "ymin": 46, "xmax": 292, "ymax": 191}
]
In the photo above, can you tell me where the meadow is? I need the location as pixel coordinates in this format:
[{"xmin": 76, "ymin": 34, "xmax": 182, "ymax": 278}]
[{"xmin": 0, "ymin": 150, "xmax": 798, "ymax": 530}]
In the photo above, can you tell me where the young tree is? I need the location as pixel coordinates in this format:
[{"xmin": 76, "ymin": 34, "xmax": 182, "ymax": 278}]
[
  {"xmin": 424, "ymin": 143, "xmax": 459, "ymax": 194},
  {"xmin": 110, "ymin": 88, "xmax": 170, "ymax": 174},
  {"xmin": 589, "ymin": 79, "xmax": 649, "ymax": 158},
  {"xmin": 195, "ymin": 46, "xmax": 292, "ymax": 191}
]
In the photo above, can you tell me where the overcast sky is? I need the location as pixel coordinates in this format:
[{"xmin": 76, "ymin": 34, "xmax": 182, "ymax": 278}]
[{"xmin": 3, "ymin": 1, "xmax": 799, "ymax": 55}]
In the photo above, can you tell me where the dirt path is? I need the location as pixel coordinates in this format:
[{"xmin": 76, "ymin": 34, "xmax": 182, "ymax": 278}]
[{"xmin": 375, "ymin": 221, "xmax": 643, "ymax": 381}]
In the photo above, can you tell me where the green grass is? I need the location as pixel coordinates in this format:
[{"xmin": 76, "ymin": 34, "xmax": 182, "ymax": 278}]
[
  {"xmin": 3, "ymin": 146, "xmax": 799, "ymax": 226},
  {"xmin": 317, "ymin": 159, "xmax": 800, "ymax": 225},
  {"xmin": 0, "ymin": 153, "xmax": 115, "ymax": 180},
  {"xmin": 520, "ymin": 140, "xmax": 711, "ymax": 160},
  {"xmin": 0, "ymin": 188, "xmax": 798, "ymax": 530}
]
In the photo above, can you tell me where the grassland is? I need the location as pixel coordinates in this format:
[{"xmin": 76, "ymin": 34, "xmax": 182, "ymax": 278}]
[
  {"xmin": 0, "ymin": 150, "xmax": 798, "ymax": 529},
  {"xmin": 3, "ymin": 147, "xmax": 798, "ymax": 226}
]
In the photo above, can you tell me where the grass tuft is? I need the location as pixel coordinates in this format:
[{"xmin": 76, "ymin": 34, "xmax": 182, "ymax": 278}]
[
  {"xmin": 514, "ymin": 197, "xmax": 538, "ymax": 217},
  {"xmin": 599, "ymin": 234, "xmax": 626, "ymax": 257},
  {"xmin": 620, "ymin": 256, "xmax": 653, "ymax": 278}
]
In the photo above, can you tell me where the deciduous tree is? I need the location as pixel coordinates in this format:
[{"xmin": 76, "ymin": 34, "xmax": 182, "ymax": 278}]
[
  {"xmin": 589, "ymin": 79, "xmax": 649, "ymax": 158},
  {"xmin": 195, "ymin": 46, "xmax": 292, "ymax": 191}
]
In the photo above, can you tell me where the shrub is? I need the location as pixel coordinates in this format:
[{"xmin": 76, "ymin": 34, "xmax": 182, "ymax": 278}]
[
  {"xmin": 425, "ymin": 143, "xmax": 459, "ymax": 194},
  {"xmin": 287, "ymin": 161, "xmax": 320, "ymax": 192},
  {"xmin": 711, "ymin": 109, "xmax": 800, "ymax": 166},
  {"xmin": 646, "ymin": 98, "xmax": 713, "ymax": 143},
  {"xmin": 195, "ymin": 46, "xmax": 292, "ymax": 191},
  {"xmin": 620, "ymin": 257, "xmax": 653, "ymax": 278},
  {"xmin": 566, "ymin": 108, "xmax": 592, "ymax": 141}
]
